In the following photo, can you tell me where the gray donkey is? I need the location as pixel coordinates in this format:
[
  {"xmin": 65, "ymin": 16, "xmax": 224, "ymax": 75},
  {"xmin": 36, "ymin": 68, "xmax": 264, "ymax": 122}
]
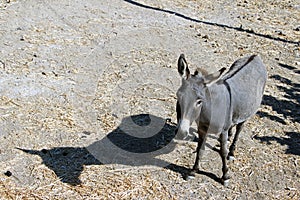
[{"xmin": 176, "ymin": 54, "xmax": 267, "ymax": 186}]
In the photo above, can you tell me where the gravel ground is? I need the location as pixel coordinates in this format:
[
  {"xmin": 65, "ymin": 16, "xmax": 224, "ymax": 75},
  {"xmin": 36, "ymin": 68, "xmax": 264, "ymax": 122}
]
[{"xmin": 0, "ymin": 0, "xmax": 299, "ymax": 199}]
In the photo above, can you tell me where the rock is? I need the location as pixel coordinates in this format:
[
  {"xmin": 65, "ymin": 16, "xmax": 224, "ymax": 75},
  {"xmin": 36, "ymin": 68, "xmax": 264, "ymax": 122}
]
[{"xmin": 4, "ymin": 171, "xmax": 12, "ymax": 177}]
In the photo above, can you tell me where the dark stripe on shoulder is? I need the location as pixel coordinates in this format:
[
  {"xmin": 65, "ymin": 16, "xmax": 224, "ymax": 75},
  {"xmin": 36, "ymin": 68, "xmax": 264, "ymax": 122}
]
[
  {"xmin": 224, "ymin": 81, "xmax": 232, "ymax": 111},
  {"xmin": 224, "ymin": 55, "xmax": 257, "ymax": 81}
]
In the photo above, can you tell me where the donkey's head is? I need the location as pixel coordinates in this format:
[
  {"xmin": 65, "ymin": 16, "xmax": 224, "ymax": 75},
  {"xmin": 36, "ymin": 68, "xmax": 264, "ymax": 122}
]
[{"xmin": 176, "ymin": 54, "xmax": 226, "ymax": 136}]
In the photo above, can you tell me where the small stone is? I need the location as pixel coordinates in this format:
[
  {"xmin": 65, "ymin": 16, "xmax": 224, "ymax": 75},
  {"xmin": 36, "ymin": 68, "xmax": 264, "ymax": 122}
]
[
  {"xmin": 82, "ymin": 131, "xmax": 91, "ymax": 135},
  {"xmin": 275, "ymin": 30, "xmax": 285, "ymax": 36},
  {"xmin": 0, "ymin": 60, "xmax": 5, "ymax": 69},
  {"xmin": 52, "ymin": 71, "xmax": 58, "ymax": 77},
  {"xmin": 4, "ymin": 171, "xmax": 12, "ymax": 177}
]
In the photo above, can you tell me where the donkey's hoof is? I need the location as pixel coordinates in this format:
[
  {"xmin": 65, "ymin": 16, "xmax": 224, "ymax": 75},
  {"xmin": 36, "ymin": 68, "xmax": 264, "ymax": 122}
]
[
  {"xmin": 184, "ymin": 170, "xmax": 196, "ymax": 181},
  {"xmin": 184, "ymin": 175, "xmax": 195, "ymax": 181},
  {"xmin": 222, "ymin": 179, "xmax": 230, "ymax": 187},
  {"xmin": 228, "ymin": 155, "xmax": 235, "ymax": 161}
]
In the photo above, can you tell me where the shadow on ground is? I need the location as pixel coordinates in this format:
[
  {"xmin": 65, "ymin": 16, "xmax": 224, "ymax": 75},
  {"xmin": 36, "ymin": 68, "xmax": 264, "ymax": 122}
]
[
  {"xmin": 254, "ymin": 131, "xmax": 300, "ymax": 156},
  {"xmin": 257, "ymin": 63, "xmax": 300, "ymax": 124},
  {"xmin": 255, "ymin": 62, "xmax": 299, "ymax": 156},
  {"xmin": 123, "ymin": 0, "xmax": 299, "ymax": 45},
  {"xmin": 16, "ymin": 114, "xmax": 221, "ymax": 186}
]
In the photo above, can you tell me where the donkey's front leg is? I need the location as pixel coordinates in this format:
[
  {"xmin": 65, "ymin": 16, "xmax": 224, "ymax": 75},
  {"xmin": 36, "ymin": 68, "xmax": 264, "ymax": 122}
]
[
  {"xmin": 188, "ymin": 128, "xmax": 207, "ymax": 178},
  {"xmin": 220, "ymin": 130, "xmax": 230, "ymax": 186}
]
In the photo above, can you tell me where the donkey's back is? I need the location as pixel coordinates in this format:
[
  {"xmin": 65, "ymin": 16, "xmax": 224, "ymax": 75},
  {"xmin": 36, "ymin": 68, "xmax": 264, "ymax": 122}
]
[{"xmin": 221, "ymin": 55, "xmax": 267, "ymax": 124}]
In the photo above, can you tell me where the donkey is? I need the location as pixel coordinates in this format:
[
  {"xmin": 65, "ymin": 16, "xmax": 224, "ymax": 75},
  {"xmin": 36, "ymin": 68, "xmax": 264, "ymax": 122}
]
[{"xmin": 176, "ymin": 54, "xmax": 267, "ymax": 186}]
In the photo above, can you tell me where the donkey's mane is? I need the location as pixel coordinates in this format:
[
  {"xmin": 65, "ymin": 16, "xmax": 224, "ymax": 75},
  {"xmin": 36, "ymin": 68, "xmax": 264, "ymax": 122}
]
[
  {"xmin": 194, "ymin": 68, "xmax": 209, "ymax": 77},
  {"xmin": 221, "ymin": 55, "xmax": 257, "ymax": 81}
]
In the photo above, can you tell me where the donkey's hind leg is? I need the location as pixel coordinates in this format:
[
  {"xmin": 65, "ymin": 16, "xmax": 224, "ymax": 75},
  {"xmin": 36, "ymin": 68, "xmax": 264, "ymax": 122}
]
[
  {"xmin": 228, "ymin": 121, "xmax": 245, "ymax": 160},
  {"xmin": 228, "ymin": 126, "xmax": 234, "ymax": 141},
  {"xmin": 220, "ymin": 129, "xmax": 230, "ymax": 186}
]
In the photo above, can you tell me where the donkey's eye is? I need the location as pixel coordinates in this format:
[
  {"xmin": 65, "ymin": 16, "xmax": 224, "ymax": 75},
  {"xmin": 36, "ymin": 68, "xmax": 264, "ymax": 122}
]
[{"xmin": 195, "ymin": 99, "xmax": 202, "ymax": 107}]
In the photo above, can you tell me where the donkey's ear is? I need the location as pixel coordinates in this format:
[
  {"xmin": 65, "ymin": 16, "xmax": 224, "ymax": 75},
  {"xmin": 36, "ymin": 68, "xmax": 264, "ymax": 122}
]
[
  {"xmin": 204, "ymin": 67, "xmax": 226, "ymax": 85},
  {"xmin": 178, "ymin": 54, "xmax": 190, "ymax": 79}
]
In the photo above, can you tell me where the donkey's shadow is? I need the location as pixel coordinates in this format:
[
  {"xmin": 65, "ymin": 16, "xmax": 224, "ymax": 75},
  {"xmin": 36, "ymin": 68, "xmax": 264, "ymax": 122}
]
[
  {"xmin": 17, "ymin": 146, "xmax": 100, "ymax": 185},
  {"xmin": 18, "ymin": 114, "xmax": 210, "ymax": 185}
]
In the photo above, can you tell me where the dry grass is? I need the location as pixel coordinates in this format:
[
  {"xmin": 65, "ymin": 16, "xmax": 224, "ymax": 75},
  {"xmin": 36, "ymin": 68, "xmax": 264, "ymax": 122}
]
[{"xmin": 0, "ymin": 0, "xmax": 299, "ymax": 199}]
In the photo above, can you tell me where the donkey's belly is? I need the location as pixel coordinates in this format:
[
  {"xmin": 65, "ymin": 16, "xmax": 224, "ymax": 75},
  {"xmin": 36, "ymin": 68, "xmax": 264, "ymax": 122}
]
[{"xmin": 230, "ymin": 84, "xmax": 264, "ymax": 124}]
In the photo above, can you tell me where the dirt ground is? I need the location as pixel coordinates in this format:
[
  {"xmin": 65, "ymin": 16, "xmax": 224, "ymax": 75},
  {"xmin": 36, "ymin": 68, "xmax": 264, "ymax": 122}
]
[{"xmin": 0, "ymin": 0, "xmax": 299, "ymax": 199}]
